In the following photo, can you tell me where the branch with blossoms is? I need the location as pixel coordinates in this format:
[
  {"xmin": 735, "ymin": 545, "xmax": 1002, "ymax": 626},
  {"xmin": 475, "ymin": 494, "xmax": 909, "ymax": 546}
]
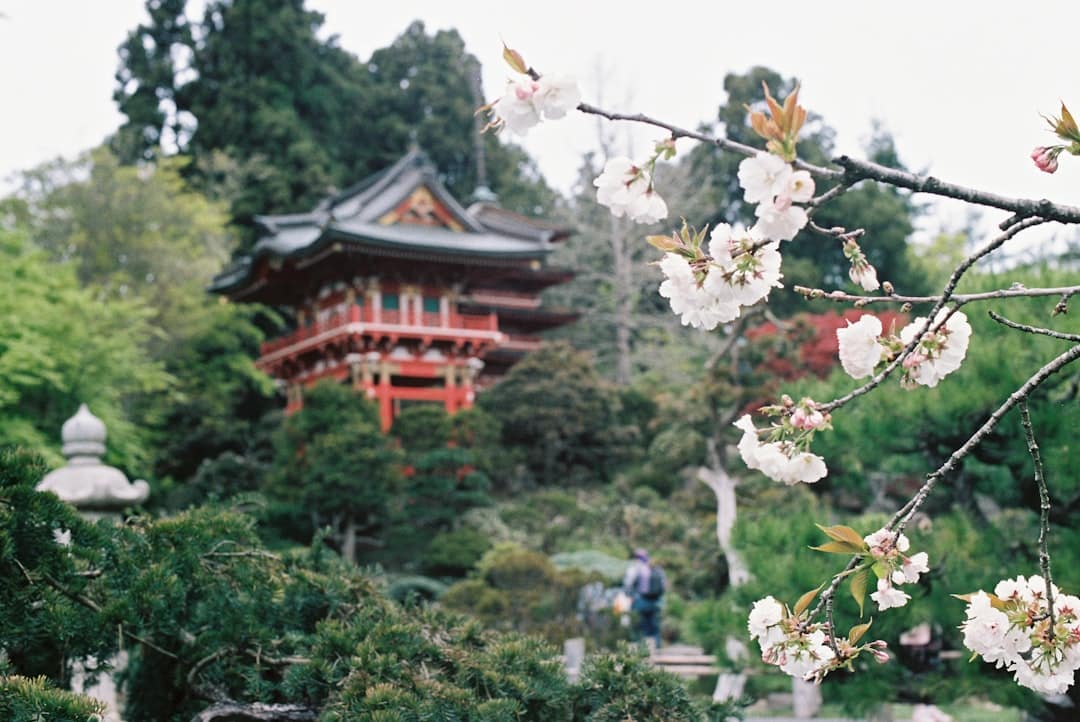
[{"xmin": 481, "ymin": 44, "xmax": 1080, "ymax": 692}]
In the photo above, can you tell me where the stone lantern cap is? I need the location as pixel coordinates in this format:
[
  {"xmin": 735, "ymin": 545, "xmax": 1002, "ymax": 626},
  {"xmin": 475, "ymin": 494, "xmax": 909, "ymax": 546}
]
[{"xmin": 37, "ymin": 404, "xmax": 150, "ymax": 510}]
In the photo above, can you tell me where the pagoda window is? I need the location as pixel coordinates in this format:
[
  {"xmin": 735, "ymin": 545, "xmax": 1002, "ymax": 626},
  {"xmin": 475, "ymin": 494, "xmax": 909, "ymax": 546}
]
[
  {"xmin": 382, "ymin": 293, "xmax": 400, "ymax": 310},
  {"xmin": 422, "ymin": 296, "xmax": 440, "ymax": 313}
]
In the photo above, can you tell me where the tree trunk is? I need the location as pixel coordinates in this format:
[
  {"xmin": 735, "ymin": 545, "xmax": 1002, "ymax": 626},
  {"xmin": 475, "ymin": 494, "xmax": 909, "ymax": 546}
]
[
  {"xmin": 698, "ymin": 464, "xmax": 750, "ymax": 586},
  {"xmin": 341, "ymin": 518, "xmax": 357, "ymax": 565}
]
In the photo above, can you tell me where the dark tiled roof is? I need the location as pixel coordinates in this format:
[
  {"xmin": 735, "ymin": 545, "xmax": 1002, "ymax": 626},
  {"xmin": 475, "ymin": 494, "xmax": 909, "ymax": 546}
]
[{"xmin": 212, "ymin": 149, "xmax": 565, "ymax": 295}]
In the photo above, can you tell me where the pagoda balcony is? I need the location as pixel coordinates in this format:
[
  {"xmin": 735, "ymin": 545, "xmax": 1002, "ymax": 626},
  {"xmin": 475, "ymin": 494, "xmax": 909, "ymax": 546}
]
[{"xmin": 259, "ymin": 304, "xmax": 502, "ymax": 362}]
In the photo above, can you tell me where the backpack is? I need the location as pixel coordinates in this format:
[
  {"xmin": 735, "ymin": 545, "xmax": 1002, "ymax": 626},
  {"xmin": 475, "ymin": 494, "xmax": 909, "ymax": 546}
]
[{"xmin": 641, "ymin": 567, "xmax": 665, "ymax": 600}]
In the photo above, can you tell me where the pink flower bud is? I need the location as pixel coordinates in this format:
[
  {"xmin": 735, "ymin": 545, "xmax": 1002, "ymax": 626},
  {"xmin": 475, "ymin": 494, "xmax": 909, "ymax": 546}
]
[
  {"xmin": 791, "ymin": 407, "xmax": 825, "ymax": 430},
  {"xmin": 902, "ymin": 352, "xmax": 927, "ymax": 369},
  {"xmin": 1031, "ymin": 146, "xmax": 1059, "ymax": 174}
]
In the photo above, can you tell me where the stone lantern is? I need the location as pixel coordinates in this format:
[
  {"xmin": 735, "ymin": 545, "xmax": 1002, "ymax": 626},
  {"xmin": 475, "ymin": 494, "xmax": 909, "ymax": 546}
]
[
  {"xmin": 36, "ymin": 403, "xmax": 150, "ymax": 721},
  {"xmin": 36, "ymin": 404, "xmax": 149, "ymax": 520}
]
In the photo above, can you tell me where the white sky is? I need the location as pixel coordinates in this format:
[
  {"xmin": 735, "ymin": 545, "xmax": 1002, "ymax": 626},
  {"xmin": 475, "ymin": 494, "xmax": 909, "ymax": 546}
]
[{"xmin": 2, "ymin": 0, "xmax": 1079, "ymax": 241}]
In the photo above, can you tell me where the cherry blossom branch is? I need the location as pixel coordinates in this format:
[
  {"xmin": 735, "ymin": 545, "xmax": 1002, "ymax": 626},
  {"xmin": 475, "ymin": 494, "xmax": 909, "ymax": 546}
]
[
  {"xmin": 573, "ymin": 102, "xmax": 1080, "ymax": 226},
  {"xmin": 816, "ymin": 217, "xmax": 1045, "ymax": 414},
  {"xmin": 988, "ymin": 311, "xmax": 1080, "ymax": 343},
  {"xmin": 832, "ymin": 155, "xmax": 1080, "ymax": 228},
  {"xmin": 574, "ymin": 102, "xmax": 839, "ymax": 178},
  {"xmin": 1020, "ymin": 399, "xmax": 1056, "ymax": 638},
  {"xmin": 809, "ymin": 341, "xmax": 1080, "ymax": 626},
  {"xmin": 797, "ymin": 284, "xmax": 1080, "ymax": 309}
]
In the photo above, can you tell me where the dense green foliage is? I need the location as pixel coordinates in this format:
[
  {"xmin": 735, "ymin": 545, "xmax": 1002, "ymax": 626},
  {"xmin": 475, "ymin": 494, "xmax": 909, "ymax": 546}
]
[
  {"xmin": 0, "ymin": 229, "xmax": 168, "ymax": 471},
  {"xmin": 0, "ymin": 675, "xmax": 103, "ymax": 722},
  {"xmin": 271, "ymin": 382, "xmax": 401, "ymax": 563},
  {"xmin": 1, "ymin": 449, "xmax": 720, "ymax": 721},
  {"xmin": 479, "ymin": 342, "xmax": 639, "ymax": 486}
]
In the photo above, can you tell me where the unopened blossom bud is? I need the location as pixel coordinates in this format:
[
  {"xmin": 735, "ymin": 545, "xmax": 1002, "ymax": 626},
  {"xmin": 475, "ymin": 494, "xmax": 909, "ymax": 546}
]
[
  {"xmin": 1031, "ymin": 146, "xmax": 1060, "ymax": 174},
  {"xmin": 869, "ymin": 640, "xmax": 890, "ymax": 664},
  {"xmin": 781, "ymin": 394, "xmax": 794, "ymax": 407},
  {"xmin": 901, "ymin": 302, "xmax": 912, "ymax": 313},
  {"xmin": 791, "ymin": 406, "xmax": 826, "ymax": 431},
  {"xmin": 882, "ymin": 281, "xmax": 895, "ymax": 295},
  {"xmin": 903, "ymin": 352, "xmax": 927, "ymax": 369}
]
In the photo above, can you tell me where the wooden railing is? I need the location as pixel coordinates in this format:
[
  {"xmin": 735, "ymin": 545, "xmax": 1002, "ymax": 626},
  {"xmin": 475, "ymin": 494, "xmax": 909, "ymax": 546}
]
[{"xmin": 260, "ymin": 306, "xmax": 499, "ymax": 355}]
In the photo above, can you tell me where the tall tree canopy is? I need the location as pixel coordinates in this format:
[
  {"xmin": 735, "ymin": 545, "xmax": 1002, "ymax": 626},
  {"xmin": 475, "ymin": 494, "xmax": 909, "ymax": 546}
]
[{"xmin": 114, "ymin": 3, "xmax": 557, "ymax": 243}]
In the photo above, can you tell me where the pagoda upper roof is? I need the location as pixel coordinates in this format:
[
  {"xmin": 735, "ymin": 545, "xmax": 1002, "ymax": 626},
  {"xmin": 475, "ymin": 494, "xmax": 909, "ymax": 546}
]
[{"xmin": 211, "ymin": 149, "xmax": 571, "ymax": 296}]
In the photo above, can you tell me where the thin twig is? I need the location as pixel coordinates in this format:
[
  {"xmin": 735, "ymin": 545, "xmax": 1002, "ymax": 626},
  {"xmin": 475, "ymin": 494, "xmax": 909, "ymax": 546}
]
[
  {"xmin": 817, "ymin": 217, "xmax": 1045, "ymax": 414},
  {"xmin": 1020, "ymin": 400, "xmax": 1056, "ymax": 639},
  {"xmin": 988, "ymin": 311, "xmax": 1080, "ymax": 343},
  {"xmin": 796, "ymin": 284, "xmax": 1080, "ymax": 309},
  {"xmin": 575, "ymin": 102, "xmax": 839, "ymax": 178},
  {"xmin": 807, "ymin": 221, "xmax": 864, "ymax": 242},
  {"xmin": 809, "ymin": 342, "xmax": 1080, "ymax": 625},
  {"xmin": 889, "ymin": 342, "xmax": 1080, "ymax": 533}
]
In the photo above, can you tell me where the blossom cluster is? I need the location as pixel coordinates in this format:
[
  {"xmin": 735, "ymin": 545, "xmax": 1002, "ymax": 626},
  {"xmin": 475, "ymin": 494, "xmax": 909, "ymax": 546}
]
[
  {"xmin": 835, "ymin": 310, "xmax": 972, "ymax": 388},
  {"xmin": 493, "ymin": 74, "xmax": 581, "ymax": 135},
  {"xmin": 656, "ymin": 223, "xmax": 781, "ymax": 329},
  {"xmin": 961, "ymin": 575, "xmax": 1080, "ymax": 694},
  {"xmin": 733, "ymin": 397, "xmax": 828, "ymax": 485},
  {"xmin": 748, "ymin": 595, "xmax": 889, "ymax": 682},
  {"xmin": 737, "ymin": 152, "xmax": 815, "ymax": 242},
  {"xmin": 748, "ymin": 596, "xmax": 836, "ymax": 680},
  {"xmin": 594, "ymin": 156, "xmax": 668, "ymax": 225},
  {"xmin": 863, "ymin": 527, "xmax": 929, "ymax": 612}
]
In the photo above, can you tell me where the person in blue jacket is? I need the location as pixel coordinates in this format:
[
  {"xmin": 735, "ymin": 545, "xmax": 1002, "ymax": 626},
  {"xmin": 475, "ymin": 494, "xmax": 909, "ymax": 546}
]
[{"xmin": 623, "ymin": 548, "xmax": 665, "ymax": 650}]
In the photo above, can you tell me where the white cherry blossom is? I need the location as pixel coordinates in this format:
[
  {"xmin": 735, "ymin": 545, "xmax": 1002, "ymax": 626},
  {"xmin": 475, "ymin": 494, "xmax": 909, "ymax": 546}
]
[
  {"xmin": 785, "ymin": 170, "xmax": 815, "ymax": 202},
  {"xmin": 593, "ymin": 156, "xmax": 667, "ymax": 224},
  {"xmin": 753, "ymin": 195, "xmax": 808, "ymax": 241},
  {"xmin": 535, "ymin": 75, "xmax": 581, "ymax": 119},
  {"xmin": 628, "ymin": 187, "xmax": 668, "ymax": 224},
  {"xmin": 899, "ymin": 310, "xmax": 972, "ymax": 388},
  {"xmin": 738, "ymin": 152, "xmax": 793, "ymax": 204},
  {"xmin": 961, "ymin": 577, "xmax": 1080, "ymax": 694},
  {"xmin": 892, "ymin": 551, "xmax": 930, "ymax": 584},
  {"xmin": 864, "ymin": 528, "xmax": 911, "ymax": 556},
  {"xmin": 850, "ymin": 262, "xmax": 881, "ymax": 292},
  {"xmin": 871, "ymin": 578, "xmax": 911, "ymax": 611},
  {"xmin": 836, "ymin": 314, "xmax": 886, "ymax": 379},
  {"xmin": 748, "ymin": 596, "xmax": 784, "ymax": 639},
  {"xmin": 733, "ymin": 415, "xmax": 827, "ymax": 485},
  {"xmin": 496, "ymin": 77, "xmax": 543, "ymax": 135}
]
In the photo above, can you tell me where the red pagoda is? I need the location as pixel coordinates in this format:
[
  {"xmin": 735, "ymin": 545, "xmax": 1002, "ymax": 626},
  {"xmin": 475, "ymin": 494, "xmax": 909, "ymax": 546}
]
[{"xmin": 211, "ymin": 149, "xmax": 577, "ymax": 430}]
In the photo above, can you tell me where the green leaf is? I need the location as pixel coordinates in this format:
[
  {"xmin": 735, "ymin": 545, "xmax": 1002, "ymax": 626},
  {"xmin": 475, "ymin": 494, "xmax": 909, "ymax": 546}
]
[
  {"xmin": 850, "ymin": 567, "xmax": 870, "ymax": 617},
  {"xmin": 816, "ymin": 524, "xmax": 866, "ymax": 550},
  {"xmin": 871, "ymin": 561, "xmax": 889, "ymax": 579},
  {"xmin": 848, "ymin": 618, "xmax": 873, "ymax": 645},
  {"xmin": 793, "ymin": 584, "xmax": 824, "ymax": 616},
  {"xmin": 810, "ymin": 541, "xmax": 865, "ymax": 555}
]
